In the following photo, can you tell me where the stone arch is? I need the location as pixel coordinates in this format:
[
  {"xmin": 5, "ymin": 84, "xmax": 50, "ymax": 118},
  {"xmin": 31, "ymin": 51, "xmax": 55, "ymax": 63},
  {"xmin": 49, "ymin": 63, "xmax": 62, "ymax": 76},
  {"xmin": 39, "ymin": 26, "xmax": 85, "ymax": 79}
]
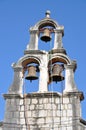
[
  {"xmin": 48, "ymin": 53, "xmax": 71, "ymax": 66},
  {"xmin": 17, "ymin": 55, "xmax": 41, "ymax": 67},
  {"xmin": 17, "ymin": 56, "xmax": 41, "ymax": 88},
  {"xmin": 34, "ymin": 18, "xmax": 59, "ymax": 30},
  {"xmin": 27, "ymin": 11, "xmax": 64, "ymax": 50}
]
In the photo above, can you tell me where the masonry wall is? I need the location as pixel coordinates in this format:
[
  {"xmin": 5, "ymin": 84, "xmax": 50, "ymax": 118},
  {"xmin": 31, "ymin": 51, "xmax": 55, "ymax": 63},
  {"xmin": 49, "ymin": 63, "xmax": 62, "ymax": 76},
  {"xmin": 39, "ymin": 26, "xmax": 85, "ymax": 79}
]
[{"xmin": 2, "ymin": 92, "xmax": 86, "ymax": 130}]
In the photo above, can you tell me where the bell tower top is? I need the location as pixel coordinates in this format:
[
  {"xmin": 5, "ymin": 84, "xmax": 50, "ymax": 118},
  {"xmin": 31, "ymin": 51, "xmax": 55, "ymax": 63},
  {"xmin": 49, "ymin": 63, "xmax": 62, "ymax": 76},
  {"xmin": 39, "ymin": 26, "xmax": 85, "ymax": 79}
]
[
  {"xmin": 8, "ymin": 10, "xmax": 81, "ymax": 95},
  {"xmin": 26, "ymin": 10, "xmax": 64, "ymax": 51}
]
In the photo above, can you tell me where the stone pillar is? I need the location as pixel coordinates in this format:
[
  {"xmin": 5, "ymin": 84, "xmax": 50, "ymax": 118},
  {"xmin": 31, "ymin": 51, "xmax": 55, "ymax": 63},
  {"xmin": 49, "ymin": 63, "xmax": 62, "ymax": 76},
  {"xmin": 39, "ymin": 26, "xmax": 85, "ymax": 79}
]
[
  {"xmin": 8, "ymin": 65, "xmax": 23, "ymax": 94},
  {"xmin": 38, "ymin": 65, "xmax": 48, "ymax": 92},
  {"xmin": 53, "ymin": 31, "xmax": 63, "ymax": 49},
  {"xmin": 64, "ymin": 64, "xmax": 78, "ymax": 93},
  {"xmin": 38, "ymin": 54, "xmax": 48, "ymax": 92},
  {"xmin": 26, "ymin": 29, "xmax": 38, "ymax": 50}
]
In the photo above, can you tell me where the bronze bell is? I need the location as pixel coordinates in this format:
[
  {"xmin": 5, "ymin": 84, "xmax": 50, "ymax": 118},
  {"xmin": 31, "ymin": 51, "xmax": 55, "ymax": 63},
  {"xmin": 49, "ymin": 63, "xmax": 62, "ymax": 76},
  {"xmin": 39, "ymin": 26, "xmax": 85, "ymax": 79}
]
[
  {"xmin": 40, "ymin": 28, "xmax": 51, "ymax": 42},
  {"xmin": 49, "ymin": 64, "xmax": 64, "ymax": 83},
  {"xmin": 25, "ymin": 65, "xmax": 38, "ymax": 82}
]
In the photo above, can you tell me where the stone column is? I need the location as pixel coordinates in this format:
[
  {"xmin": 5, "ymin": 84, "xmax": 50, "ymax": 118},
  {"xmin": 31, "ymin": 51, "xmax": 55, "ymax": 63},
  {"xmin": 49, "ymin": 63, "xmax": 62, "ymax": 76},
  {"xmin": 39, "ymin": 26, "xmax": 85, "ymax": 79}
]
[
  {"xmin": 64, "ymin": 64, "xmax": 78, "ymax": 93},
  {"xmin": 26, "ymin": 29, "xmax": 38, "ymax": 50},
  {"xmin": 38, "ymin": 65, "xmax": 48, "ymax": 92},
  {"xmin": 8, "ymin": 65, "xmax": 23, "ymax": 94},
  {"xmin": 38, "ymin": 53, "xmax": 48, "ymax": 92},
  {"xmin": 53, "ymin": 31, "xmax": 63, "ymax": 49}
]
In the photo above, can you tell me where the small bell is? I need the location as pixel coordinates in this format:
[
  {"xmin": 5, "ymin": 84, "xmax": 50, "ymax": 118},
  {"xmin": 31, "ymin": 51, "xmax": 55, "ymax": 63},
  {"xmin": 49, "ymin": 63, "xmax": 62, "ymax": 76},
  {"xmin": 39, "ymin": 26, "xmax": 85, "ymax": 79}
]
[
  {"xmin": 40, "ymin": 28, "xmax": 51, "ymax": 42},
  {"xmin": 49, "ymin": 64, "xmax": 64, "ymax": 83},
  {"xmin": 25, "ymin": 65, "xmax": 38, "ymax": 82}
]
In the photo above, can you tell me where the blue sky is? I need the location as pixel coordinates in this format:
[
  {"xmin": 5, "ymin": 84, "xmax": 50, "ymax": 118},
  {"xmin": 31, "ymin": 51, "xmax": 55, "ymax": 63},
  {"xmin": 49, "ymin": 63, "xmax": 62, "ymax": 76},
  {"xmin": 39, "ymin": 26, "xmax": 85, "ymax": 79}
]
[{"xmin": 0, "ymin": 0, "xmax": 86, "ymax": 120}]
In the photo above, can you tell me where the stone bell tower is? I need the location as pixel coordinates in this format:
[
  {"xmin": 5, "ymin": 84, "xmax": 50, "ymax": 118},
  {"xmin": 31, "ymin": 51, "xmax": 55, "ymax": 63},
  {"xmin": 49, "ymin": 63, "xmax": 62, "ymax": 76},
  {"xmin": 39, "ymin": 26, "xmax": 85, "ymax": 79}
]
[{"xmin": 1, "ymin": 11, "xmax": 86, "ymax": 130}]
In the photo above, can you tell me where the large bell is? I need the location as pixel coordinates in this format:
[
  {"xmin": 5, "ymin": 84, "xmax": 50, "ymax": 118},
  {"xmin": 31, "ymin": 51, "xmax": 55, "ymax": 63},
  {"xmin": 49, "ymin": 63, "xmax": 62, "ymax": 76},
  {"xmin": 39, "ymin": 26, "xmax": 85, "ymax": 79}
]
[
  {"xmin": 25, "ymin": 65, "xmax": 38, "ymax": 82},
  {"xmin": 40, "ymin": 28, "xmax": 51, "ymax": 42},
  {"xmin": 49, "ymin": 64, "xmax": 64, "ymax": 83}
]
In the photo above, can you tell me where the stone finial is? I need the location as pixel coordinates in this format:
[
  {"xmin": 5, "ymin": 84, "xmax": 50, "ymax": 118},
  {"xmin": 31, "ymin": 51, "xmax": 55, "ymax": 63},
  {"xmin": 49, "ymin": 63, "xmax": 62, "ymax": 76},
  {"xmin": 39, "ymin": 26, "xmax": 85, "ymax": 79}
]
[{"xmin": 45, "ymin": 10, "xmax": 51, "ymax": 18}]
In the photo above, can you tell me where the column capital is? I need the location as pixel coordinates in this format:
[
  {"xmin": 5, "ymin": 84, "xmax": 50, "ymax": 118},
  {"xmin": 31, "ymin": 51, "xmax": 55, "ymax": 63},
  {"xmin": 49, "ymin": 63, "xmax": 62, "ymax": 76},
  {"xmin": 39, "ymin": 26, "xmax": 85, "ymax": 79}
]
[
  {"xmin": 64, "ymin": 61, "xmax": 77, "ymax": 72},
  {"xmin": 29, "ymin": 27, "xmax": 38, "ymax": 33},
  {"xmin": 11, "ymin": 63, "xmax": 23, "ymax": 72}
]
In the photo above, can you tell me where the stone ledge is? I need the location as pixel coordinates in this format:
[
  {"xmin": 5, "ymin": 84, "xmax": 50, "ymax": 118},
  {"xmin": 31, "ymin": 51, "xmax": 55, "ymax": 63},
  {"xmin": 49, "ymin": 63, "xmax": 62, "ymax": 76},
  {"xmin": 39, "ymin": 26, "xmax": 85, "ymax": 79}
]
[
  {"xmin": 80, "ymin": 118, "xmax": 86, "ymax": 125},
  {"xmin": 3, "ymin": 94, "xmax": 23, "ymax": 99},
  {"xmin": 23, "ymin": 92, "xmax": 61, "ymax": 98},
  {"xmin": 63, "ymin": 91, "xmax": 84, "ymax": 101},
  {"xmin": 48, "ymin": 48, "xmax": 67, "ymax": 55},
  {"xmin": 24, "ymin": 50, "xmax": 47, "ymax": 55},
  {"xmin": 3, "ymin": 92, "xmax": 61, "ymax": 99},
  {"xmin": 3, "ymin": 91, "xmax": 84, "ymax": 101}
]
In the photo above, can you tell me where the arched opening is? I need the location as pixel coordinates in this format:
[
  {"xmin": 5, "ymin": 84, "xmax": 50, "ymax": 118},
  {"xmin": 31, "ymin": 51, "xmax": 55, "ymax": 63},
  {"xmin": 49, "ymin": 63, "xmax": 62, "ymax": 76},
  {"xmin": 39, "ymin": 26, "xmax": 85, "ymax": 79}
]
[
  {"xmin": 21, "ymin": 57, "xmax": 40, "ymax": 93},
  {"xmin": 48, "ymin": 61, "xmax": 65, "ymax": 93},
  {"xmin": 38, "ymin": 26, "xmax": 55, "ymax": 51},
  {"xmin": 47, "ymin": 55, "xmax": 71, "ymax": 93}
]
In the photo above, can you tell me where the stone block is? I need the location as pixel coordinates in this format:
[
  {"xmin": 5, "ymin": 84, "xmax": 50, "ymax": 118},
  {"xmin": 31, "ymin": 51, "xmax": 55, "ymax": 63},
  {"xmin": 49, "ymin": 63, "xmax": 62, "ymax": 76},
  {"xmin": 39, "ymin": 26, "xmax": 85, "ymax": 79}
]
[
  {"xmin": 20, "ymin": 118, "xmax": 25, "ymax": 124},
  {"xmin": 20, "ymin": 105, "xmax": 24, "ymax": 111},
  {"xmin": 61, "ymin": 127, "xmax": 67, "ymax": 130},
  {"xmin": 43, "ymin": 98, "xmax": 48, "ymax": 103},
  {"xmin": 47, "ymin": 110, "xmax": 52, "ymax": 117},
  {"xmin": 13, "ymin": 111, "xmax": 20, "ymax": 118},
  {"xmin": 9, "ymin": 118, "xmax": 20, "ymax": 124},
  {"xmin": 39, "ymin": 99, "xmax": 43, "ymax": 104},
  {"xmin": 32, "ymin": 99, "xmax": 38, "ymax": 104},
  {"xmin": 64, "ymin": 104, "xmax": 68, "ymax": 109},
  {"xmin": 57, "ymin": 110, "xmax": 62, "ymax": 117},
  {"xmin": 36, "ymin": 104, "xmax": 44, "ymax": 109},
  {"xmin": 63, "ymin": 97, "xmax": 69, "ymax": 104},
  {"xmin": 62, "ymin": 110, "xmax": 67, "ymax": 117},
  {"xmin": 55, "ymin": 98, "xmax": 60, "ymax": 104},
  {"xmin": 49, "ymin": 97, "xmax": 55, "ymax": 103},
  {"xmin": 32, "ymin": 111, "xmax": 39, "ymax": 117},
  {"xmin": 37, "ymin": 118, "xmax": 45, "ymax": 124},
  {"xmin": 19, "ymin": 99, "xmax": 23, "ymax": 105},
  {"xmin": 46, "ymin": 104, "xmax": 52, "ymax": 109},
  {"xmin": 20, "ymin": 111, "xmax": 25, "ymax": 118},
  {"xmin": 26, "ymin": 111, "xmax": 32, "ymax": 117},
  {"xmin": 15, "ymin": 99, "xmax": 20, "ymax": 105},
  {"xmin": 46, "ymin": 117, "xmax": 53, "ymax": 123},
  {"xmin": 67, "ymin": 110, "xmax": 72, "ymax": 117},
  {"xmin": 30, "ymin": 105, "xmax": 35, "ymax": 110},
  {"xmin": 45, "ymin": 103, "xmax": 57, "ymax": 110},
  {"xmin": 10, "ymin": 99, "xmax": 16, "ymax": 105},
  {"xmin": 28, "ymin": 118, "xmax": 37, "ymax": 125},
  {"xmin": 39, "ymin": 110, "xmax": 47, "ymax": 117},
  {"xmin": 4, "ymin": 111, "xmax": 13, "ymax": 119},
  {"xmin": 68, "ymin": 104, "xmax": 72, "ymax": 109},
  {"xmin": 25, "ymin": 98, "xmax": 31, "ymax": 104}
]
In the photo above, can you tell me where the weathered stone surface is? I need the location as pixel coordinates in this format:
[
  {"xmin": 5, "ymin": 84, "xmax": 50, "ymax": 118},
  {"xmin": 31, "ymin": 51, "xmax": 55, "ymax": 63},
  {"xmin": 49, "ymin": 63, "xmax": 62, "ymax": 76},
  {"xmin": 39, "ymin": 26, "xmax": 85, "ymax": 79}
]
[
  {"xmin": 2, "ymin": 10, "xmax": 86, "ymax": 130},
  {"xmin": 2, "ymin": 92, "xmax": 86, "ymax": 130}
]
